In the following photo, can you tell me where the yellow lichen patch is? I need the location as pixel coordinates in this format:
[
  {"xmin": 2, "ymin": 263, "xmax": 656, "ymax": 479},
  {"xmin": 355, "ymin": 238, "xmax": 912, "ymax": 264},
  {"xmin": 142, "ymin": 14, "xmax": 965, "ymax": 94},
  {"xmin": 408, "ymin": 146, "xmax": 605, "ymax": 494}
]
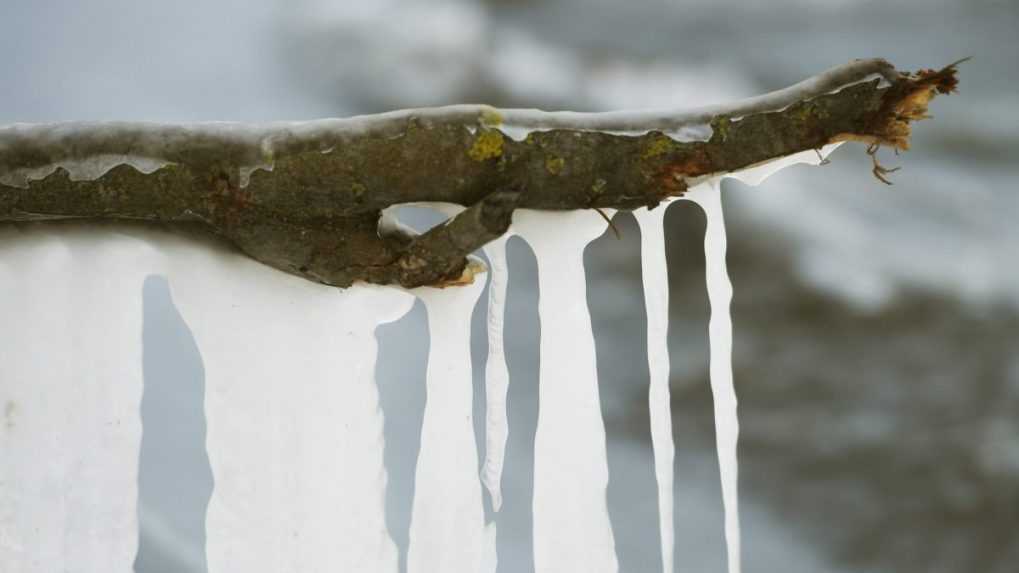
[
  {"xmin": 468, "ymin": 130, "xmax": 504, "ymax": 161},
  {"xmin": 479, "ymin": 107, "xmax": 504, "ymax": 127},
  {"xmin": 792, "ymin": 102, "xmax": 830, "ymax": 123},
  {"xmin": 545, "ymin": 156, "xmax": 566, "ymax": 175},
  {"xmin": 642, "ymin": 136, "xmax": 674, "ymax": 159},
  {"xmin": 709, "ymin": 116, "xmax": 733, "ymax": 144}
]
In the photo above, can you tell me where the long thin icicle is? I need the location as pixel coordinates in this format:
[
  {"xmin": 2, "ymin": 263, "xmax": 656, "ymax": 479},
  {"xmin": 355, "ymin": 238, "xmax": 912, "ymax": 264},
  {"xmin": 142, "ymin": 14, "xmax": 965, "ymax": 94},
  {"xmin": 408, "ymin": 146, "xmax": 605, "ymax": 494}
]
[
  {"xmin": 514, "ymin": 209, "xmax": 618, "ymax": 573},
  {"xmin": 481, "ymin": 235, "xmax": 512, "ymax": 512},
  {"xmin": 633, "ymin": 204, "xmax": 676, "ymax": 573},
  {"xmin": 408, "ymin": 276, "xmax": 496, "ymax": 573},
  {"xmin": 686, "ymin": 181, "xmax": 740, "ymax": 573},
  {"xmin": 0, "ymin": 226, "xmax": 150, "ymax": 573},
  {"xmin": 162, "ymin": 232, "xmax": 413, "ymax": 573}
]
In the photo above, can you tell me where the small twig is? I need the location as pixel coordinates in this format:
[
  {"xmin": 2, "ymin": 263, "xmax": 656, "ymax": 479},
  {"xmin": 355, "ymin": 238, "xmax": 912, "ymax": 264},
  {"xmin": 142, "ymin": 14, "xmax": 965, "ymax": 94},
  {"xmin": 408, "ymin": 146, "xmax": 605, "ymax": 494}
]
[
  {"xmin": 593, "ymin": 207, "xmax": 621, "ymax": 239},
  {"xmin": 867, "ymin": 142, "xmax": 901, "ymax": 185},
  {"xmin": 814, "ymin": 148, "xmax": 831, "ymax": 166}
]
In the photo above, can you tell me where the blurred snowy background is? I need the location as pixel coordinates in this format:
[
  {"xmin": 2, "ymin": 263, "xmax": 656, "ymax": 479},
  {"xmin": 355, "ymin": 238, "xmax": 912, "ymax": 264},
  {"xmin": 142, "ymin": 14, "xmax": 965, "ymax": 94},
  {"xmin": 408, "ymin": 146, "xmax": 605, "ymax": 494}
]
[{"xmin": 2, "ymin": 0, "xmax": 1017, "ymax": 571}]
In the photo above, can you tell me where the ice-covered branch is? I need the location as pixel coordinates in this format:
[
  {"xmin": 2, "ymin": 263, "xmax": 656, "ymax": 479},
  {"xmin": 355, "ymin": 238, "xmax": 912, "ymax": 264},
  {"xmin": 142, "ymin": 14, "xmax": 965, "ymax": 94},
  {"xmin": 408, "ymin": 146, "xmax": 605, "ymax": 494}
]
[{"xmin": 0, "ymin": 59, "xmax": 961, "ymax": 287}]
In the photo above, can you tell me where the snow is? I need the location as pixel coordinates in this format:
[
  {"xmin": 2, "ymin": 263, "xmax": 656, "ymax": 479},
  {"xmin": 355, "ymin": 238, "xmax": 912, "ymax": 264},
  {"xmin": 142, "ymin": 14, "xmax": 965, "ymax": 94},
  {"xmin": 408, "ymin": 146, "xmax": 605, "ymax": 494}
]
[
  {"xmin": 408, "ymin": 275, "xmax": 496, "ymax": 573},
  {"xmin": 513, "ymin": 209, "xmax": 619, "ymax": 573},
  {"xmin": 633, "ymin": 202, "xmax": 677, "ymax": 573}
]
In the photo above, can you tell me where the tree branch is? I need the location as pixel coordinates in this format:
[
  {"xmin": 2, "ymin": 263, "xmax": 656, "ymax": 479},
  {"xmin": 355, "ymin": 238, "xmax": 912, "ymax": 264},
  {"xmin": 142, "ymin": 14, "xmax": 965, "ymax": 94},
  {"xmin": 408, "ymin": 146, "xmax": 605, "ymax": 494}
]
[{"xmin": 0, "ymin": 59, "xmax": 962, "ymax": 287}]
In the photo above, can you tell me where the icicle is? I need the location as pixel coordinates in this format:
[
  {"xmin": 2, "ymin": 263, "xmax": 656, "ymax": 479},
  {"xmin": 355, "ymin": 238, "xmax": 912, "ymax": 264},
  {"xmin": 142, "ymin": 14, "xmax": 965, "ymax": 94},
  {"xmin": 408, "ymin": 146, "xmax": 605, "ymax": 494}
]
[
  {"xmin": 0, "ymin": 226, "xmax": 152, "ymax": 573},
  {"xmin": 162, "ymin": 233, "xmax": 413, "ymax": 573},
  {"xmin": 408, "ymin": 271, "xmax": 496, "ymax": 573},
  {"xmin": 514, "ymin": 209, "xmax": 618, "ymax": 573},
  {"xmin": 481, "ymin": 235, "xmax": 512, "ymax": 512},
  {"xmin": 686, "ymin": 181, "xmax": 741, "ymax": 573},
  {"xmin": 633, "ymin": 203, "xmax": 676, "ymax": 573}
]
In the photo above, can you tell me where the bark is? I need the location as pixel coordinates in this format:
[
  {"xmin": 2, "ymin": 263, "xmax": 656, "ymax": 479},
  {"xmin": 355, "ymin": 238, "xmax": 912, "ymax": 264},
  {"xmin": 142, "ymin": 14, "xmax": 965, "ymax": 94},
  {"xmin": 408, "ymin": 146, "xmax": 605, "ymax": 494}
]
[{"xmin": 0, "ymin": 59, "xmax": 962, "ymax": 288}]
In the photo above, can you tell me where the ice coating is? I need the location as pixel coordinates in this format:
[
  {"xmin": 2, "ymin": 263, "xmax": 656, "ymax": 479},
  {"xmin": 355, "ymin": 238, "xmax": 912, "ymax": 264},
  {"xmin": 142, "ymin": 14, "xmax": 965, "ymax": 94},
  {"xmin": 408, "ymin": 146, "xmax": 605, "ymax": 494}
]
[
  {"xmin": 633, "ymin": 202, "xmax": 677, "ymax": 573},
  {"xmin": 0, "ymin": 59, "xmax": 894, "ymax": 187},
  {"xmin": 0, "ymin": 154, "xmax": 171, "ymax": 189},
  {"xmin": 162, "ymin": 231, "xmax": 414, "ymax": 573},
  {"xmin": 408, "ymin": 275, "xmax": 496, "ymax": 573},
  {"xmin": 0, "ymin": 226, "xmax": 152, "ymax": 573},
  {"xmin": 481, "ymin": 235, "xmax": 512, "ymax": 512},
  {"xmin": 513, "ymin": 209, "xmax": 618, "ymax": 573},
  {"xmin": 725, "ymin": 143, "xmax": 842, "ymax": 186},
  {"xmin": 686, "ymin": 180, "xmax": 740, "ymax": 573}
]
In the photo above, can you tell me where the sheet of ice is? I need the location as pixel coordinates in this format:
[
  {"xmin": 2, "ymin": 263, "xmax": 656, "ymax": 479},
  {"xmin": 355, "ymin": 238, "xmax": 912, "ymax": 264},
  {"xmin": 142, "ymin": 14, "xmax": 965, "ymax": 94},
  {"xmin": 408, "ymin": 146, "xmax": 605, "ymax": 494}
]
[
  {"xmin": 633, "ymin": 202, "xmax": 677, "ymax": 573},
  {"xmin": 514, "ymin": 209, "xmax": 618, "ymax": 573},
  {"xmin": 686, "ymin": 181, "xmax": 740, "ymax": 573},
  {"xmin": 0, "ymin": 225, "xmax": 152, "ymax": 572},
  {"xmin": 481, "ymin": 235, "xmax": 512, "ymax": 512},
  {"xmin": 161, "ymin": 232, "xmax": 414, "ymax": 573},
  {"xmin": 408, "ymin": 275, "xmax": 496, "ymax": 573}
]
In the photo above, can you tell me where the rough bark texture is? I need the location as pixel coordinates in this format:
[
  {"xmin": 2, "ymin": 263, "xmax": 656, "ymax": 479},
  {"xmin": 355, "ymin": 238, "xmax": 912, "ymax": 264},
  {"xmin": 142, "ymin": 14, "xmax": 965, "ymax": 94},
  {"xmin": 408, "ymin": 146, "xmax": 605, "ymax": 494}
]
[{"xmin": 0, "ymin": 60, "xmax": 961, "ymax": 287}]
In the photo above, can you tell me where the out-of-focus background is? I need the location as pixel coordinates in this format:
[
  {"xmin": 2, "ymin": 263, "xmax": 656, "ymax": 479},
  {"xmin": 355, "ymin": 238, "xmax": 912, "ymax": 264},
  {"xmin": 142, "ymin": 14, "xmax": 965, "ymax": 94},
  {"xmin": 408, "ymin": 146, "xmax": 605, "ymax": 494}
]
[{"xmin": 3, "ymin": 0, "xmax": 1017, "ymax": 571}]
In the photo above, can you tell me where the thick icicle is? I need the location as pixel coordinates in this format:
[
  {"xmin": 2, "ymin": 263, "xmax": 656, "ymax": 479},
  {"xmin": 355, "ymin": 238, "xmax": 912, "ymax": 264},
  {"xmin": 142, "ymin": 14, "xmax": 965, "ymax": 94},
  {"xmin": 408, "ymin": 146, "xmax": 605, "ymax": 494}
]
[
  {"xmin": 686, "ymin": 181, "xmax": 740, "ymax": 573},
  {"xmin": 633, "ymin": 204, "xmax": 676, "ymax": 573},
  {"xmin": 481, "ymin": 235, "xmax": 512, "ymax": 512},
  {"xmin": 514, "ymin": 209, "xmax": 618, "ymax": 573},
  {"xmin": 162, "ymin": 233, "xmax": 413, "ymax": 573},
  {"xmin": 408, "ymin": 274, "xmax": 496, "ymax": 573},
  {"xmin": 0, "ymin": 226, "xmax": 152, "ymax": 573}
]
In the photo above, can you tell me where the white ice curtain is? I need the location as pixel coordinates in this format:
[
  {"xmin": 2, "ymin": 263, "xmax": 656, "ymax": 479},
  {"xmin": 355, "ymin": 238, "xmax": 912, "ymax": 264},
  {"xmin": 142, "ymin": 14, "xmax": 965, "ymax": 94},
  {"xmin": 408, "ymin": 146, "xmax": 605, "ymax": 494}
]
[{"xmin": 0, "ymin": 146, "xmax": 830, "ymax": 572}]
